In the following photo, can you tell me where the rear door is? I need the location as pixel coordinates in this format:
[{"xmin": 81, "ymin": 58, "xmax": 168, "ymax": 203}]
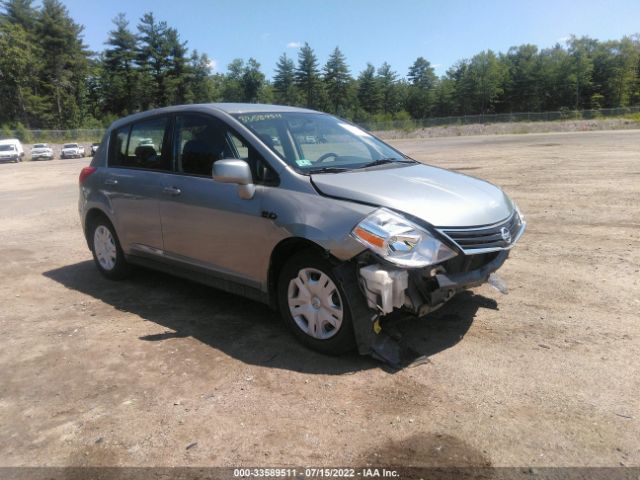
[{"xmin": 102, "ymin": 116, "xmax": 173, "ymax": 253}]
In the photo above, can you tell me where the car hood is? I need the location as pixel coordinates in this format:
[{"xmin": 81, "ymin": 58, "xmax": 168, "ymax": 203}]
[
  {"xmin": 311, "ymin": 163, "xmax": 513, "ymax": 227},
  {"xmin": 0, "ymin": 151, "xmax": 17, "ymax": 156}
]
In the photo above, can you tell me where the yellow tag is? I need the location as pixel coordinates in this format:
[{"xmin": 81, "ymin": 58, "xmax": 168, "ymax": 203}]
[{"xmin": 373, "ymin": 319, "xmax": 382, "ymax": 334}]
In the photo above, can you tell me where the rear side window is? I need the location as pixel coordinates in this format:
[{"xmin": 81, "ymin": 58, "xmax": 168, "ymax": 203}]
[{"xmin": 109, "ymin": 116, "xmax": 171, "ymax": 171}]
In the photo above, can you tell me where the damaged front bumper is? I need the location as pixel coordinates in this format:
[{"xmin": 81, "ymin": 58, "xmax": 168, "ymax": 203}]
[
  {"xmin": 359, "ymin": 250, "xmax": 509, "ymax": 318},
  {"xmin": 342, "ymin": 250, "xmax": 509, "ymax": 368},
  {"xmin": 408, "ymin": 250, "xmax": 509, "ymax": 316}
]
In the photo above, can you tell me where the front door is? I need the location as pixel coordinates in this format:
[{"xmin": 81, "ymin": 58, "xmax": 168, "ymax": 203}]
[{"xmin": 159, "ymin": 113, "xmax": 279, "ymax": 287}]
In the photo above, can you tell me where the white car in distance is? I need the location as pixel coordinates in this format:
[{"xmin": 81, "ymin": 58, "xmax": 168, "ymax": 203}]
[{"xmin": 31, "ymin": 143, "xmax": 54, "ymax": 161}]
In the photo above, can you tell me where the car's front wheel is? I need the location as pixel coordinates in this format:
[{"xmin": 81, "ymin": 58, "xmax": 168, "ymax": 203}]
[
  {"xmin": 89, "ymin": 218, "xmax": 130, "ymax": 280},
  {"xmin": 278, "ymin": 251, "xmax": 355, "ymax": 355}
]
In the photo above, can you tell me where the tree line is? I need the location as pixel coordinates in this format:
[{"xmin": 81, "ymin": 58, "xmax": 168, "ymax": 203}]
[{"xmin": 1, "ymin": 0, "xmax": 639, "ymax": 130}]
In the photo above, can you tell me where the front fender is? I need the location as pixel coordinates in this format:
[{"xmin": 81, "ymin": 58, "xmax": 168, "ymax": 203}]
[{"xmin": 263, "ymin": 187, "xmax": 376, "ymax": 261}]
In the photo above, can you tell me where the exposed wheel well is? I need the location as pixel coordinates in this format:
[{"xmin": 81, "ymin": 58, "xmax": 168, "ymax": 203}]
[
  {"xmin": 267, "ymin": 237, "xmax": 328, "ymax": 310},
  {"xmin": 83, "ymin": 208, "xmax": 112, "ymax": 248}
]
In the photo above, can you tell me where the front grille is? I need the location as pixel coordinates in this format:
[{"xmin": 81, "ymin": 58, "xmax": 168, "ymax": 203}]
[
  {"xmin": 439, "ymin": 211, "xmax": 523, "ymax": 253},
  {"xmin": 438, "ymin": 251, "xmax": 500, "ymax": 275}
]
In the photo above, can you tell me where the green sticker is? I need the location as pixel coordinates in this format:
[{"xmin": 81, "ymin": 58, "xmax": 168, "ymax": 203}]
[{"xmin": 296, "ymin": 159, "xmax": 312, "ymax": 167}]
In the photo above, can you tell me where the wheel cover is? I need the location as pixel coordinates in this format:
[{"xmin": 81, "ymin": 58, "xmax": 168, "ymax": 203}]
[
  {"xmin": 287, "ymin": 267, "xmax": 344, "ymax": 340},
  {"xmin": 94, "ymin": 225, "xmax": 117, "ymax": 271}
]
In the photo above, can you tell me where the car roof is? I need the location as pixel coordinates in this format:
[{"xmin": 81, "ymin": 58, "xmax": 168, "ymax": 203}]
[
  {"xmin": 109, "ymin": 103, "xmax": 318, "ymax": 130},
  {"xmin": 0, "ymin": 138, "xmax": 21, "ymax": 145}
]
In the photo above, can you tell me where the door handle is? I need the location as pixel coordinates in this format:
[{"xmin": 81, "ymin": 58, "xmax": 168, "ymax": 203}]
[
  {"xmin": 104, "ymin": 178, "xmax": 118, "ymax": 185},
  {"xmin": 163, "ymin": 186, "xmax": 182, "ymax": 196}
]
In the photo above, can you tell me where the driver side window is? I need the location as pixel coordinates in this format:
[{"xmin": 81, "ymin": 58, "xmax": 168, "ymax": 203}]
[
  {"xmin": 174, "ymin": 115, "xmax": 234, "ymax": 176},
  {"xmin": 173, "ymin": 114, "xmax": 278, "ymax": 185}
]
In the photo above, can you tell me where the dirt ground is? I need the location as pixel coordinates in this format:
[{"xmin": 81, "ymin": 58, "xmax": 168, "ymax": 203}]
[{"xmin": 0, "ymin": 130, "xmax": 638, "ymax": 468}]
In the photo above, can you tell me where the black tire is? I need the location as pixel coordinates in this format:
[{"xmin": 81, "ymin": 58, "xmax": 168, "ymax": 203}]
[
  {"xmin": 88, "ymin": 216, "xmax": 130, "ymax": 280},
  {"xmin": 277, "ymin": 250, "xmax": 356, "ymax": 355}
]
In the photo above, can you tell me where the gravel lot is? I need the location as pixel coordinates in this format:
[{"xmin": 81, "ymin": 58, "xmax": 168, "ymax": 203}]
[{"xmin": 0, "ymin": 130, "xmax": 638, "ymax": 468}]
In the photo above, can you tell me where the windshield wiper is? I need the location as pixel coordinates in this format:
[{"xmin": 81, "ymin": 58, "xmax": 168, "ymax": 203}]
[
  {"xmin": 307, "ymin": 166, "xmax": 352, "ymax": 174},
  {"xmin": 356, "ymin": 157, "xmax": 416, "ymax": 169}
]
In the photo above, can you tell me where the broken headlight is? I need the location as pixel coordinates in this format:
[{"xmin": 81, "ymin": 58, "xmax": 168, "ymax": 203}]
[{"xmin": 351, "ymin": 208, "xmax": 457, "ymax": 268}]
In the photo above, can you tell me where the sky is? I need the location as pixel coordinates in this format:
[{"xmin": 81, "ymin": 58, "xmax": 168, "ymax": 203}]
[{"xmin": 62, "ymin": 0, "xmax": 640, "ymax": 78}]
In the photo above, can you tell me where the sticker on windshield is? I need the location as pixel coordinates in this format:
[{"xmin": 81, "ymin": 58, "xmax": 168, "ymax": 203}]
[{"xmin": 296, "ymin": 159, "xmax": 312, "ymax": 167}]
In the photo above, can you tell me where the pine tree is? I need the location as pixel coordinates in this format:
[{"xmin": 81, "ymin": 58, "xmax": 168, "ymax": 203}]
[
  {"xmin": 0, "ymin": 0, "xmax": 36, "ymax": 30},
  {"xmin": 222, "ymin": 58, "xmax": 245, "ymax": 102},
  {"xmin": 0, "ymin": 22, "xmax": 41, "ymax": 125},
  {"xmin": 408, "ymin": 57, "xmax": 437, "ymax": 89},
  {"xmin": 357, "ymin": 63, "xmax": 381, "ymax": 115},
  {"xmin": 273, "ymin": 52, "xmax": 297, "ymax": 105},
  {"xmin": 323, "ymin": 46, "xmax": 351, "ymax": 114},
  {"xmin": 187, "ymin": 50, "xmax": 216, "ymax": 103},
  {"xmin": 376, "ymin": 62, "xmax": 399, "ymax": 114},
  {"xmin": 165, "ymin": 27, "xmax": 189, "ymax": 105},
  {"xmin": 102, "ymin": 13, "xmax": 139, "ymax": 115},
  {"xmin": 295, "ymin": 42, "xmax": 322, "ymax": 108},
  {"xmin": 406, "ymin": 57, "xmax": 437, "ymax": 118},
  {"xmin": 241, "ymin": 57, "xmax": 264, "ymax": 103},
  {"xmin": 136, "ymin": 12, "xmax": 171, "ymax": 108},
  {"xmin": 35, "ymin": 0, "xmax": 89, "ymax": 128}
]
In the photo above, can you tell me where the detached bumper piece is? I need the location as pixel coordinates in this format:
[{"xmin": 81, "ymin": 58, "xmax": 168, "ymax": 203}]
[{"xmin": 338, "ymin": 250, "xmax": 510, "ymax": 369}]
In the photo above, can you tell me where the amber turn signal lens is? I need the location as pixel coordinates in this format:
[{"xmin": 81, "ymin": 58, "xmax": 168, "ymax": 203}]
[{"xmin": 354, "ymin": 226, "xmax": 385, "ymax": 249}]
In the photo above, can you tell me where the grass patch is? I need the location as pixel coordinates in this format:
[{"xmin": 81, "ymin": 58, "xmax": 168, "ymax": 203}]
[{"xmin": 623, "ymin": 112, "xmax": 640, "ymax": 122}]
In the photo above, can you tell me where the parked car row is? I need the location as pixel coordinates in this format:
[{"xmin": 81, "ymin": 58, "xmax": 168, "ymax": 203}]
[{"xmin": 0, "ymin": 139, "xmax": 101, "ymax": 163}]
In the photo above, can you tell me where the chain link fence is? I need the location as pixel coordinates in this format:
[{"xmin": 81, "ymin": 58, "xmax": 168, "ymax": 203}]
[
  {"xmin": 360, "ymin": 106, "xmax": 640, "ymax": 131},
  {"xmin": 4, "ymin": 128, "xmax": 106, "ymax": 144},
  {"xmin": 2, "ymin": 106, "xmax": 640, "ymax": 142}
]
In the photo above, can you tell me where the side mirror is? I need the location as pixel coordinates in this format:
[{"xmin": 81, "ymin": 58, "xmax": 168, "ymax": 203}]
[{"xmin": 212, "ymin": 159, "xmax": 255, "ymax": 200}]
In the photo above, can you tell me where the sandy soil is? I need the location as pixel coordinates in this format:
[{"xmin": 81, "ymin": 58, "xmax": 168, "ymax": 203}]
[{"xmin": 0, "ymin": 130, "xmax": 638, "ymax": 468}]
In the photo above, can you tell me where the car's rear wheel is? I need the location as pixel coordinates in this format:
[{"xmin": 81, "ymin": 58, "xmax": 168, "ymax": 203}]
[
  {"xmin": 89, "ymin": 217, "xmax": 130, "ymax": 280},
  {"xmin": 278, "ymin": 251, "xmax": 355, "ymax": 355}
]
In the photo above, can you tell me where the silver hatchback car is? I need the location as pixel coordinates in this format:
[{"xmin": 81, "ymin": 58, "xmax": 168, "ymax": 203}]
[{"xmin": 79, "ymin": 104, "xmax": 525, "ymax": 359}]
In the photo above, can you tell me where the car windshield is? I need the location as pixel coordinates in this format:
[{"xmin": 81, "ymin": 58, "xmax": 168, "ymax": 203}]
[
  {"xmin": 233, "ymin": 112, "xmax": 412, "ymax": 173},
  {"xmin": 33, "ymin": 144, "xmax": 47, "ymax": 148},
  {"xmin": 0, "ymin": 145, "xmax": 15, "ymax": 151},
  {"xmin": 63, "ymin": 144, "xmax": 77, "ymax": 148}
]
